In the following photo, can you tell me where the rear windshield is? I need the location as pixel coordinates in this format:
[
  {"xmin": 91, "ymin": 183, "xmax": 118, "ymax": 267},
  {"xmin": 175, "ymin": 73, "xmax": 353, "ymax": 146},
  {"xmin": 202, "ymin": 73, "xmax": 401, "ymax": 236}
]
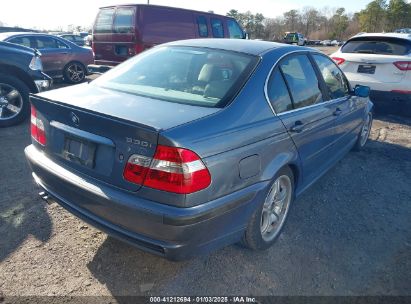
[
  {"xmin": 341, "ymin": 37, "xmax": 411, "ymax": 55},
  {"xmin": 286, "ymin": 33, "xmax": 298, "ymax": 40},
  {"xmin": 94, "ymin": 8, "xmax": 115, "ymax": 33},
  {"xmin": 113, "ymin": 7, "xmax": 135, "ymax": 33},
  {"xmin": 92, "ymin": 46, "xmax": 258, "ymax": 108}
]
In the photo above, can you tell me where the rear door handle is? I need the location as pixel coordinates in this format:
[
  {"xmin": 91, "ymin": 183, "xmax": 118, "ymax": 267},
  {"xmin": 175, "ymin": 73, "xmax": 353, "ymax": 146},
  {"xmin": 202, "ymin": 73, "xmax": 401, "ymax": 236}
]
[
  {"xmin": 290, "ymin": 121, "xmax": 305, "ymax": 133},
  {"xmin": 333, "ymin": 108, "xmax": 343, "ymax": 116}
]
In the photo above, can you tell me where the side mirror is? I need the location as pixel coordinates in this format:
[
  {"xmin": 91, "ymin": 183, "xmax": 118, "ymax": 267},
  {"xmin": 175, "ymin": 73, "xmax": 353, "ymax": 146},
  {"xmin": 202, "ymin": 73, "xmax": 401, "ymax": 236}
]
[{"xmin": 354, "ymin": 85, "xmax": 370, "ymax": 98}]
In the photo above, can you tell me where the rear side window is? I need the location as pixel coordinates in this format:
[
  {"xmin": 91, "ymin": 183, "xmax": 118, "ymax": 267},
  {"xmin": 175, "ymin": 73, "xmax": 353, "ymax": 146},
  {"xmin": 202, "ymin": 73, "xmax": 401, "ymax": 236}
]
[
  {"xmin": 95, "ymin": 8, "xmax": 115, "ymax": 33},
  {"xmin": 32, "ymin": 36, "xmax": 68, "ymax": 49},
  {"xmin": 227, "ymin": 20, "xmax": 243, "ymax": 39},
  {"xmin": 341, "ymin": 37, "xmax": 411, "ymax": 55},
  {"xmin": 267, "ymin": 69, "xmax": 293, "ymax": 113},
  {"xmin": 279, "ymin": 55, "xmax": 323, "ymax": 109},
  {"xmin": 114, "ymin": 7, "xmax": 135, "ymax": 33},
  {"xmin": 211, "ymin": 19, "xmax": 224, "ymax": 38},
  {"xmin": 197, "ymin": 16, "xmax": 208, "ymax": 37},
  {"xmin": 312, "ymin": 54, "xmax": 349, "ymax": 99}
]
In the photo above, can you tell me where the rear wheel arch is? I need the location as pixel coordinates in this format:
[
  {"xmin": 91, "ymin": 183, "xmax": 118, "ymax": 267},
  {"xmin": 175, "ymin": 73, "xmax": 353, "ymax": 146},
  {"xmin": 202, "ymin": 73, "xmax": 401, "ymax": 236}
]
[
  {"xmin": 287, "ymin": 163, "xmax": 300, "ymax": 191},
  {"xmin": 0, "ymin": 64, "xmax": 37, "ymax": 93}
]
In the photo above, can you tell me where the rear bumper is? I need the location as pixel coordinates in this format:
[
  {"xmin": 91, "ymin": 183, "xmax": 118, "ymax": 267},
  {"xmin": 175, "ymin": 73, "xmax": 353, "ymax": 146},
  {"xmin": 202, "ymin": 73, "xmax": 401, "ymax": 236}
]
[
  {"xmin": 369, "ymin": 90, "xmax": 411, "ymax": 117},
  {"xmin": 25, "ymin": 145, "xmax": 267, "ymax": 260}
]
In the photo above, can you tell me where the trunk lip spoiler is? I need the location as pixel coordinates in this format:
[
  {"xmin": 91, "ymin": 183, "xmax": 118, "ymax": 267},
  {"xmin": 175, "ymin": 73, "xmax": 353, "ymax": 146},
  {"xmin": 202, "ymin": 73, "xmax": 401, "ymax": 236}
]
[{"xmin": 29, "ymin": 94, "xmax": 160, "ymax": 132}]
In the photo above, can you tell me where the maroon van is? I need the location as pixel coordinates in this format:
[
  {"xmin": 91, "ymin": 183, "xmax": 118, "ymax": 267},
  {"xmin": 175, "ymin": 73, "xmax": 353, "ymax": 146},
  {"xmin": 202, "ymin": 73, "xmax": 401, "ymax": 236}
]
[{"xmin": 89, "ymin": 4, "xmax": 246, "ymax": 72}]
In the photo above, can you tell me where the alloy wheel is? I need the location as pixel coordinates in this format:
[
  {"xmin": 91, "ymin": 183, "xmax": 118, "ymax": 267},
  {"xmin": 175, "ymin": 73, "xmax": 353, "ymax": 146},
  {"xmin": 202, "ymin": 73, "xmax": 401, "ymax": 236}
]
[
  {"xmin": 360, "ymin": 113, "xmax": 372, "ymax": 147},
  {"xmin": 66, "ymin": 63, "xmax": 85, "ymax": 83},
  {"xmin": 260, "ymin": 175, "xmax": 292, "ymax": 242},
  {"xmin": 0, "ymin": 83, "xmax": 23, "ymax": 121}
]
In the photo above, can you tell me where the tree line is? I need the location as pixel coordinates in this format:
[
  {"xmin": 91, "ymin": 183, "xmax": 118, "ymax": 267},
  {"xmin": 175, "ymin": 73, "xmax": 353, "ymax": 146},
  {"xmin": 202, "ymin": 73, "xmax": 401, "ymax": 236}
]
[{"xmin": 227, "ymin": 0, "xmax": 411, "ymax": 40}]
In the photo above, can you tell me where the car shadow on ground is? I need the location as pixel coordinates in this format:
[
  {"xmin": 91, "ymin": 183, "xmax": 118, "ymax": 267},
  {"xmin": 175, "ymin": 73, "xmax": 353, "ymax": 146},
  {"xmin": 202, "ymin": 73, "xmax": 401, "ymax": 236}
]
[
  {"xmin": 0, "ymin": 122, "xmax": 52, "ymax": 262},
  {"xmin": 374, "ymin": 113, "xmax": 411, "ymax": 127},
  {"xmin": 87, "ymin": 138, "xmax": 411, "ymax": 297}
]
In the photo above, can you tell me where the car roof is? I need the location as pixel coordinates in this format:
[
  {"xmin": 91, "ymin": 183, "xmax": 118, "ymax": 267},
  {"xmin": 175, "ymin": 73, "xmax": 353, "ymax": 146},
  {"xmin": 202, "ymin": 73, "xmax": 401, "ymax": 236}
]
[
  {"xmin": 350, "ymin": 32, "xmax": 411, "ymax": 41},
  {"xmin": 0, "ymin": 32, "xmax": 78, "ymax": 47},
  {"xmin": 99, "ymin": 4, "xmax": 235, "ymax": 18},
  {"xmin": 163, "ymin": 38, "xmax": 312, "ymax": 56},
  {"xmin": 0, "ymin": 32, "xmax": 56, "ymax": 40}
]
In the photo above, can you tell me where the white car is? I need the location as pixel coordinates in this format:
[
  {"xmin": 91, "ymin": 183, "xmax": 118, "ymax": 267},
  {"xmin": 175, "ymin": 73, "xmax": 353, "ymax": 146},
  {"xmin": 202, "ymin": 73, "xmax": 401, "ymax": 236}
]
[{"xmin": 331, "ymin": 33, "xmax": 411, "ymax": 115}]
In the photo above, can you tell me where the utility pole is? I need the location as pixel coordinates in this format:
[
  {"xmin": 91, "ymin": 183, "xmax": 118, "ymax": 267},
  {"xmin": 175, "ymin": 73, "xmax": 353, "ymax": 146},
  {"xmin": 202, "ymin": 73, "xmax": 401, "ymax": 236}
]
[{"xmin": 147, "ymin": 0, "xmax": 149, "ymax": 4}]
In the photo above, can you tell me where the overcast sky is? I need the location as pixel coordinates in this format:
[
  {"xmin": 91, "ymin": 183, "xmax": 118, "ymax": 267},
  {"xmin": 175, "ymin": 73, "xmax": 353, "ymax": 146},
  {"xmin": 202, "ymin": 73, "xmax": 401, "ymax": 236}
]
[{"xmin": 1, "ymin": 0, "xmax": 374, "ymax": 30}]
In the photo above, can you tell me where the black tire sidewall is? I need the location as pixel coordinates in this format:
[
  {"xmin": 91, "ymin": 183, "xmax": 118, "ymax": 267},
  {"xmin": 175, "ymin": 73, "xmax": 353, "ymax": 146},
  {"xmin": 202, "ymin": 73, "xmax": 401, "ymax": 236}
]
[
  {"xmin": 0, "ymin": 74, "xmax": 30, "ymax": 127},
  {"xmin": 64, "ymin": 62, "xmax": 86, "ymax": 84},
  {"xmin": 242, "ymin": 166, "xmax": 295, "ymax": 250}
]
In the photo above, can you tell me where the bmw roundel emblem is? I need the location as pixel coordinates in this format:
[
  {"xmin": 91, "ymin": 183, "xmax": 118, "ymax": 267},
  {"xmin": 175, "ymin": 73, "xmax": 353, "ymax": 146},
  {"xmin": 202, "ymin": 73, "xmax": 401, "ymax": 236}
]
[{"xmin": 70, "ymin": 112, "xmax": 80, "ymax": 126}]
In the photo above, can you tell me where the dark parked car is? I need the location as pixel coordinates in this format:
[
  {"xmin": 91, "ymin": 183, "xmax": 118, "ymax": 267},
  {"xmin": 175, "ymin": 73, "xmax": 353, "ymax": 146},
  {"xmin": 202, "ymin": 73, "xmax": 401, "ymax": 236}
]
[
  {"xmin": 25, "ymin": 39, "xmax": 373, "ymax": 260},
  {"xmin": 58, "ymin": 34, "xmax": 86, "ymax": 47},
  {"xmin": 0, "ymin": 41, "xmax": 51, "ymax": 127},
  {"xmin": 89, "ymin": 4, "xmax": 246, "ymax": 72},
  {"xmin": 0, "ymin": 32, "xmax": 94, "ymax": 84}
]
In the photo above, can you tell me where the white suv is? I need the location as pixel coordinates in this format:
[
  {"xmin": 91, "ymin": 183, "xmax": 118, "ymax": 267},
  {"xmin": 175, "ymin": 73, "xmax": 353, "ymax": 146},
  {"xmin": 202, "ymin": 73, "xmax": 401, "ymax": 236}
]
[{"xmin": 331, "ymin": 33, "xmax": 411, "ymax": 116}]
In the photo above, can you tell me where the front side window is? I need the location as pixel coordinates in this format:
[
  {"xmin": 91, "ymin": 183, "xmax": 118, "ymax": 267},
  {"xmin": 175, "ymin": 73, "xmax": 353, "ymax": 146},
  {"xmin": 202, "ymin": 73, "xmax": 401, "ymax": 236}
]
[
  {"xmin": 92, "ymin": 46, "xmax": 258, "ymax": 108},
  {"xmin": 227, "ymin": 20, "xmax": 243, "ymax": 39},
  {"xmin": 267, "ymin": 68, "xmax": 293, "ymax": 113},
  {"xmin": 95, "ymin": 8, "xmax": 115, "ymax": 33},
  {"xmin": 279, "ymin": 54, "xmax": 323, "ymax": 109},
  {"xmin": 211, "ymin": 19, "xmax": 224, "ymax": 38},
  {"xmin": 197, "ymin": 16, "xmax": 208, "ymax": 37},
  {"xmin": 114, "ymin": 7, "xmax": 135, "ymax": 33},
  {"xmin": 312, "ymin": 54, "xmax": 349, "ymax": 99}
]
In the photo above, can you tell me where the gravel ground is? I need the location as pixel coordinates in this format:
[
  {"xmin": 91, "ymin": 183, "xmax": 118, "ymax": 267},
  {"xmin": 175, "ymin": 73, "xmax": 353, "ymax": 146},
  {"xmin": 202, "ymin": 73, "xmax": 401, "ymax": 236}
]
[{"xmin": 0, "ymin": 113, "xmax": 410, "ymax": 298}]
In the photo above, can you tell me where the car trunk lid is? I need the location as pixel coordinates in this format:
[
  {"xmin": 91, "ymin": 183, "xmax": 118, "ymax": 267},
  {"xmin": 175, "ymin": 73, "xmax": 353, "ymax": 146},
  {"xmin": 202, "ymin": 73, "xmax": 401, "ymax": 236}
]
[
  {"xmin": 337, "ymin": 53, "xmax": 408, "ymax": 84},
  {"xmin": 31, "ymin": 83, "xmax": 220, "ymax": 192}
]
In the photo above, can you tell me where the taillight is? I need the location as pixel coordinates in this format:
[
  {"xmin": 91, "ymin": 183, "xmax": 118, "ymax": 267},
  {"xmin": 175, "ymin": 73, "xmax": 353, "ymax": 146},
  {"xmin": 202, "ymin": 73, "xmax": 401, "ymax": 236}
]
[
  {"xmin": 393, "ymin": 61, "xmax": 411, "ymax": 71},
  {"xmin": 128, "ymin": 43, "xmax": 144, "ymax": 56},
  {"xmin": 123, "ymin": 155, "xmax": 151, "ymax": 185},
  {"xmin": 331, "ymin": 57, "xmax": 345, "ymax": 65},
  {"xmin": 30, "ymin": 105, "xmax": 46, "ymax": 145},
  {"xmin": 135, "ymin": 43, "xmax": 144, "ymax": 54},
  {"xmin": 123, "ymin": 145, "xmax": 211, "ymax": 194}
]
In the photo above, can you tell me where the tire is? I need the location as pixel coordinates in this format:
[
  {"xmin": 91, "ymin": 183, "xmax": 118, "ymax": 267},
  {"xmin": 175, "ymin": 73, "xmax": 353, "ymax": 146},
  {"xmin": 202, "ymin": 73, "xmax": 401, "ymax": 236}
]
[
  {"xmin": 242, "ymin": 166, "xmax": 294, "ymax": 250},
  {"xmin": 353, "ymin": 112, "xmax": 373, "ymax": 151},
  {"xmin": 0, "ymin": 74, "xmax": 30, "ymax": 127},
  {"xmin": 63, "ymin": 61, "xmax": 86, "ymax": 84}
]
